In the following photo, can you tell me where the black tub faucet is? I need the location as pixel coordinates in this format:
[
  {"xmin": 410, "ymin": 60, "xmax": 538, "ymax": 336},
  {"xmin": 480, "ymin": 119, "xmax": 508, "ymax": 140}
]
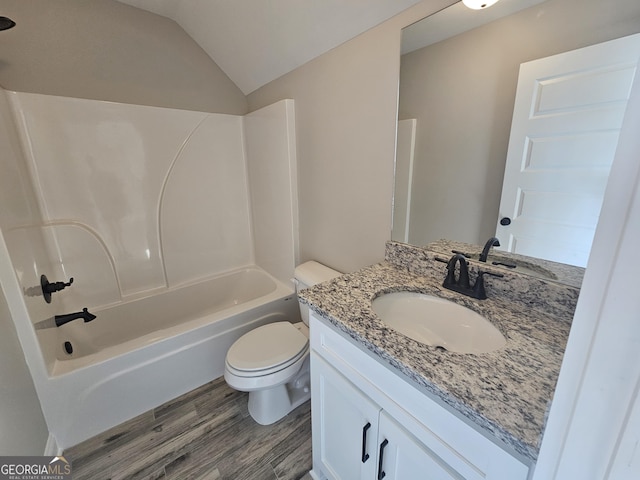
[
  {"xmin": 479, "ymin": 237, "xmax": 500, "ymax": 262},
  {"xmin": 55, "ymin": 308, "xmax": 96, "ymax": 327}
]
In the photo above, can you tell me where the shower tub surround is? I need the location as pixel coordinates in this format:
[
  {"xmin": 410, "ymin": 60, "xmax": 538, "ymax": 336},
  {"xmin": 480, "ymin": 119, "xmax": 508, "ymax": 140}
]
[
  {"xmin": 299, "ymin": 241, "xmax": 579, "ymax": 462},
  {"xmin": 0, "ymin": 89, "xmax": 299, "ymax": 449},
  {"xmin": 7, "ymin": 92, "xmax": 298, "ymax": 304}
]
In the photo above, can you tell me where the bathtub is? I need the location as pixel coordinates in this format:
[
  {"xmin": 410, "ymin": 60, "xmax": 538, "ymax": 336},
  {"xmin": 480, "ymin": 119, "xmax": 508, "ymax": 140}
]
[{"xmin": 37, "ymin": 266, "xmax": 299, "ymax": 449}]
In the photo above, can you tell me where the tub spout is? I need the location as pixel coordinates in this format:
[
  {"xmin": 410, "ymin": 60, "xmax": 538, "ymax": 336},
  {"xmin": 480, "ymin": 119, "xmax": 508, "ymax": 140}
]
[{"xmin": 55, "ymin": 308, "xmax": 96, "ymax": 327}]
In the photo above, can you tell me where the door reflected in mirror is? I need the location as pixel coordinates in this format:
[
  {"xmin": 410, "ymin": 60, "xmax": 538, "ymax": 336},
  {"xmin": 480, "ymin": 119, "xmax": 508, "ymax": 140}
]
[{"xmin": 394, "ymin": 0, "xmax": 640, "ymax": 272}]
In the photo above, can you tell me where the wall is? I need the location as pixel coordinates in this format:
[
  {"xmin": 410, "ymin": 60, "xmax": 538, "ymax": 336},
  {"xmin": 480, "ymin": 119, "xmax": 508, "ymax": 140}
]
[
  {"xmin": 0, "ymin": 90, "xmax": 49, "ymax": 454},
  {"xmin": 0, "ymin": 287, "xmax": 48, "ymax": 454},
  {"xmin": 399, "ymin": 0, "xmax": 640, "ymax": 246},
  {"xmin": 0, "ymin": 0, "xmax": 247, "ymax": 114},
  {"xmin": 247, "ymin": 0, "xmax": 455, "ymax": 273}
]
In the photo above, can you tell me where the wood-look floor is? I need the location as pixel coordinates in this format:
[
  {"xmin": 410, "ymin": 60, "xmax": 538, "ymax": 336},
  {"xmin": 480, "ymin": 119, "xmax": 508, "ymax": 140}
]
[{"xmin": 64, "ymin": 376, "xmax": 313, "ymax": 480}]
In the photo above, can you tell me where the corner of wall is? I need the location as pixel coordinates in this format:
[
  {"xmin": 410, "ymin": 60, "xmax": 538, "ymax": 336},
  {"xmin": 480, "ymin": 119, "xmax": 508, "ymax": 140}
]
[{"xmin": 244, "ymin": 99, "xmax": 299, "ymax": 284}]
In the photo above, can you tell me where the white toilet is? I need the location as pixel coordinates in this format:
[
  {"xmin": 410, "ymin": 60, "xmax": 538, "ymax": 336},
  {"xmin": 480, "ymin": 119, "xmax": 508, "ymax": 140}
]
[{"xmin": 224, "ymin": 261, "xmax": 341, "ymax": 425}]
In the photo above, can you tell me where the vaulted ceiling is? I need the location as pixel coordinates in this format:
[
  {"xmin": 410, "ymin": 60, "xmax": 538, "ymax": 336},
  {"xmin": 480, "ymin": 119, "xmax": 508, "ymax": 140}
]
[{"xmin": 116, "ymin": 0, "xmax": 425, "ymax": 94}]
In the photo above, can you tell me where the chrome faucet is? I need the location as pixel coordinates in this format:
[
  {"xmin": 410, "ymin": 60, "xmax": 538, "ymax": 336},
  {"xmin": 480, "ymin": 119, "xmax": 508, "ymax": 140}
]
[
  {"xmin": 55, "ymin": 308, "xmax": 96, "ymax": 327},
  {"xmin": 479, "ymin": 237, "xmax": 500, "ymax": 262}
]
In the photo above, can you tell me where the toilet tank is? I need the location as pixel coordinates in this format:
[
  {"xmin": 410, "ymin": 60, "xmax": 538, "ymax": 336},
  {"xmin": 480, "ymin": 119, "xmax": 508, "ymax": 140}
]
[{"xmin": 294, "ymin": 261, "xmax": 341, "ymax": 325}]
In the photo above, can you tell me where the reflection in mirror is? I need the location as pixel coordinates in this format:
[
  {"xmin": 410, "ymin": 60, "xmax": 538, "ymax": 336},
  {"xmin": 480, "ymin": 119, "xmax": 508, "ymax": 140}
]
[
  {"xmin": 393, "ymin": 0, "xmax": 640, "ymax": 273},
  {"xmin": 423, "ymin": 238, "xmax": 585, "ymax": 288}
]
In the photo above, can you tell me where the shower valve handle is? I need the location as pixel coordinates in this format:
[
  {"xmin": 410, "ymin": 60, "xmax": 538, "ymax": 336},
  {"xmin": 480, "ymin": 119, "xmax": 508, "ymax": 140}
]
[{"xmin": 41, "ymin": 275, "xmax": 74, "ymax": 303}]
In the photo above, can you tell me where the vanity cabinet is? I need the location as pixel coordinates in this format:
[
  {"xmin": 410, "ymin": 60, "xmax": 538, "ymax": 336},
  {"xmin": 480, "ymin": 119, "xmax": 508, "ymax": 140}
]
[
  {"xmin": 309, "ymin": 313, "xmax": 531, "ymax": 480},
  {"xmin": 313, "ymin": 354, "xmax": 463, "ymax": 479}
]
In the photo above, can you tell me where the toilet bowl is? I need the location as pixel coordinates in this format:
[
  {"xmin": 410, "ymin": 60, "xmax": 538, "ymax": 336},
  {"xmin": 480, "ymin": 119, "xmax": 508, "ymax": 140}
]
[{"xmin": 224, "ymin": 261, "xmax": 340, "ymax": 425}]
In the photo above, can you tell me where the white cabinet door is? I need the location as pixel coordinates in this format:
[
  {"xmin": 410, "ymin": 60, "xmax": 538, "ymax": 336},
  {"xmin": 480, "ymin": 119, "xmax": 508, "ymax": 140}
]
[
  {"xmin": 313, "ymin": 353, "xmax": 469, "ymax": 480},
  {"xmin": 377, "ymin": 411, "xmax": 463, "ymax": 480},
  {"xmin": 312, "ymin": 353, "xmax": 381, "ymax": 480}
]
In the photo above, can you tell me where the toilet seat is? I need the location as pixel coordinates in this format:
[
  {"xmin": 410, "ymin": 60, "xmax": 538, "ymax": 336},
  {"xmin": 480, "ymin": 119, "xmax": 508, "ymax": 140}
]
[
  {"xmin": 226, "ymin": 322, "xmax": 309, "ymax": 377},
  {"xmin": 222, "ymin": 261, "xmax": 340, "ymax": 425}
]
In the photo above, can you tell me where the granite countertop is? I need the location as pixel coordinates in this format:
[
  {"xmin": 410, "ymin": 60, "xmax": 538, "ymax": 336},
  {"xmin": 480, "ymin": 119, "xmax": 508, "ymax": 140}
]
[
  {"xmin": 426, "ymin": 239, "xmax": 585, "ymax": 288},
  {"xmin": 299, "ymin": 260, "xmax": 573, "ymax": 463}
]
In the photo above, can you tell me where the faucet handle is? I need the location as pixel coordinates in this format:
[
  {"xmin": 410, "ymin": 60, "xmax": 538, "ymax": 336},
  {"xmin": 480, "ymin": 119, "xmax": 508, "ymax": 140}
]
[
  {"xmin": 472, "ymin": 270, "xmax": 504, "ymax": 300},
  {"xmin": 40, "ymin": 275, "xmax": 74, "ymax": 303}
]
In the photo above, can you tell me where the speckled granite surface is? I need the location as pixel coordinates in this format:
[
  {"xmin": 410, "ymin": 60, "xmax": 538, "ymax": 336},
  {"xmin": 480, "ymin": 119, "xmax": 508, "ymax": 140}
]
[
  {"xmin": 425, "ymin": 239, "xmax": 585, "ymax": 288},
  {"xmin": 300, "ymin": 247, "xmax": 576, "ymax": 462},
  {"xmin": 386, "ymin": 241, "xmax": 580, "ymax": 320}
]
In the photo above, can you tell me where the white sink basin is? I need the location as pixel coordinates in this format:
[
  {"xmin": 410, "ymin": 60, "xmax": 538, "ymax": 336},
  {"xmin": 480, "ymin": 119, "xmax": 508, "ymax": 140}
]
[{"xmin": 371, "ymin": 292, "xmax": 506, "ymax": 354}]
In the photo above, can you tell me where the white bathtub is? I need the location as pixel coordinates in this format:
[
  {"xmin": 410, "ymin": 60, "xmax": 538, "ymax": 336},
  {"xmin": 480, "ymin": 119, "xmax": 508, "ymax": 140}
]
[{"xmin": 37, "ymin": 266, "xmax": 299, "ymax": 449}]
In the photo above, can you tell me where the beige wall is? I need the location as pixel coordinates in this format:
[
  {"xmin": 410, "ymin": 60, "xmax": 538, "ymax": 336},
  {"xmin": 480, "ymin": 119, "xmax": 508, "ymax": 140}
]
[
  {"xmin": 248, "ymin": 0, "xmax": 455, "ymax": 273},
  {"xmin": 0, "ymin": 0, "xmax": 247, "ymax": 114},
  {"xmin": 399, "ymin": 0, "xmax": 640, "ymax": 246},
  {"xmin": 5, "ymin": 0, "xmax": 635, "ymax": 272},
  {"xmin": 0, "ymin": 288, "xmax": 48, "ymax": 455}
]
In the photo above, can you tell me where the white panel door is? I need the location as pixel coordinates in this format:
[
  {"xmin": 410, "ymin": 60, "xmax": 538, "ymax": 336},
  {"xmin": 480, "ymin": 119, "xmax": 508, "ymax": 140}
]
[{"xmin": 497, "ymin": 33, "xmax": 640, "ymax": 267}]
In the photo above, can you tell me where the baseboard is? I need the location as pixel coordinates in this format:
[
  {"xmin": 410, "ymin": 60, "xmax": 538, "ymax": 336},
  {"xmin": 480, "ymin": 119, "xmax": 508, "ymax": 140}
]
[
  {"xmin": 308, "ymin": 469, "xmax": 322, "ymax": 480},
  {"xmin": 43, "ymin": 433, "xmax": 62, "ymax": 456}
]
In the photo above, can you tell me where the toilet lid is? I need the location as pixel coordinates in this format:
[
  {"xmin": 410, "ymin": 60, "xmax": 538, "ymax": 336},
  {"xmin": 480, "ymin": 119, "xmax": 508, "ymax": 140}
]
[{"xmin": 226, "ymin": 322, "xmax": 309, "ymax": 372}]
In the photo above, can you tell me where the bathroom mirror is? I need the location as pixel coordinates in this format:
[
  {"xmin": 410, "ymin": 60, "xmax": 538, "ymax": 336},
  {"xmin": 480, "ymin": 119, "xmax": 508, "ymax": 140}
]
[{"xmin": 393, "ymin": 0, "xmax": 640, "ymax": 276}]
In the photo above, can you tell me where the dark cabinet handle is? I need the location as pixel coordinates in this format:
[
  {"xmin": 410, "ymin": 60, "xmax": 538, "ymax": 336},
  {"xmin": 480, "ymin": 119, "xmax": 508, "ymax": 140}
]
[
  {"xmin": 500, "ymin": 217, "xmax": 511, "ymax": 226},
  {"xmin": 361, "ymin": 422, "xmax": 371, "ymax": 463},
  {"xmin": 377, "ymin": 439, "xmax": 389, "ymax": 480}
]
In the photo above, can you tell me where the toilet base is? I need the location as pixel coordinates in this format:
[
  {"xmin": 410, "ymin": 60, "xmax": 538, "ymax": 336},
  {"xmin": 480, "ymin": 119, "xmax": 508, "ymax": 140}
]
[{"xmin": 247, "ymin": 365, "xmax": 311, "ymax": 425}]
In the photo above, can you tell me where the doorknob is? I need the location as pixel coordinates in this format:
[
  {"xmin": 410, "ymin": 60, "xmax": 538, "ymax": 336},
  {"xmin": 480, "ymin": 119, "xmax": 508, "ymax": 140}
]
[{"xmin": 500, "ymin": 217, "xmax": 511, "ymax": 226}]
